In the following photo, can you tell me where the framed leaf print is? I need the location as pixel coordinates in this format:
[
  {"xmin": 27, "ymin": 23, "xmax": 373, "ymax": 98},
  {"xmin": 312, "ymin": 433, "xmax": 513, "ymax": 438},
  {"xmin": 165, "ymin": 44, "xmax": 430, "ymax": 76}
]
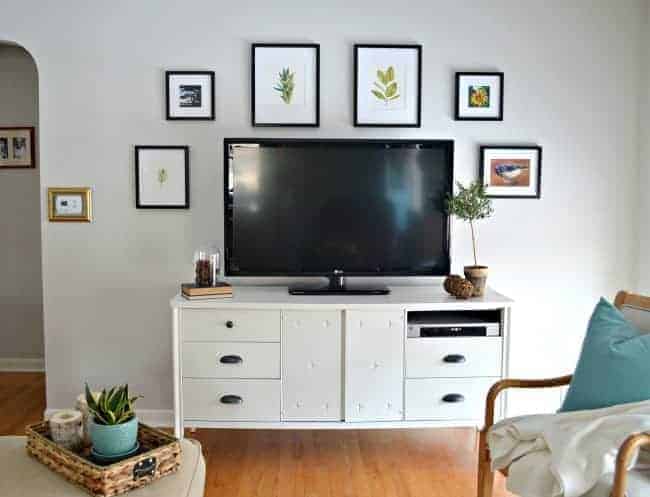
[
  {"xmin": 251, "ymin": 43, "xmax": 320, "ymax": 127},
  {"xmin": 354, "ymin": 44, "xmax": 422, "ymax": 127},
  {"xmin": 135, "ymin": 146, "xmax": 190, "ymax": 209},
  {"xmin": 455, "ymin": 72, "xmax": 504, "ymax": 121}
]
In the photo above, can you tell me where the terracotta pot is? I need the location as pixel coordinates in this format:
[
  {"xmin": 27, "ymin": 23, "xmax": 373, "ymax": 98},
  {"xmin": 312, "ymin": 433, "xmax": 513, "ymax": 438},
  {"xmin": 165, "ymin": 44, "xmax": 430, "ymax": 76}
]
[{"xmin": 464, "ymin": 266, "xmax": 488, "ymax": 297}]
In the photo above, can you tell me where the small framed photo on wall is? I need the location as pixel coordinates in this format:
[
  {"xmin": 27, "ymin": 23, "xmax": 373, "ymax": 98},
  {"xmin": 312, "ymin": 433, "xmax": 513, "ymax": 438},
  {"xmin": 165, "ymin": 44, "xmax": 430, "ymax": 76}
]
[
  {"xmin": 48, "ymin": 187, "xmax": 93, "ymax": 222},
  {"xmin": 166, "ymin": 71, "xmax": 215, "ymax": 120},
  {"xmin": 480, "ymin": 145, "xmax": 542, "ymax": 198},
  {"xmin": 354, "ymin": 44, "xmax": 422, "ymax": 127},
  {"xmin": 135, "ymin": 146, "xmax": 190, "ymax": 208},
  {"xmin": 455, "ymin": 72, "xmax": 504, "ymax": 121},
  {"xmin": 0, "ymin": 126, "xmax": 35, "ymax": 169},
  {"xmin": 251, "ymin": 43, "xmax": 320, "ymax": 127}
]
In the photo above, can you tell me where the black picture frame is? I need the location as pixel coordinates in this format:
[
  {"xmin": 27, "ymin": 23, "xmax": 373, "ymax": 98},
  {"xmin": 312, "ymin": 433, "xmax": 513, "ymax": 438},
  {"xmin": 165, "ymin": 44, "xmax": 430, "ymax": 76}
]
[
  {"xmin": 479, "ymin": 145, "xmax": 542, "ymax": 199},
  {"xmin": 251, "ymin": 43, "xmax": 320, "ymax": 127},
  {"xmin": 354, "ymin": 44, "xmax": 422, "ymax": 128},
  {"xmin": 455, "ymin": 72, "xmax": 504, "ymax": 121},
  {"xmin": 165, "ymin": 71, "xmax": 215, "ymax": 121},
  {"xmin": 135, "ymin": 145, "xmax": 190, "ymax": 209}
]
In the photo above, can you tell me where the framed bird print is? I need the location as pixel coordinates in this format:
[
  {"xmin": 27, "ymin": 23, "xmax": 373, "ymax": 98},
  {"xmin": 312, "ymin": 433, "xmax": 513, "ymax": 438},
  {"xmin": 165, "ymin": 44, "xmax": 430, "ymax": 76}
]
[
  {"xmin": 480, "ymin": 146, "xmax": 542, "ymax": 198},
  {"xmin": 455, "ymin": 72, "xmax": 504, "ymax": 121}
]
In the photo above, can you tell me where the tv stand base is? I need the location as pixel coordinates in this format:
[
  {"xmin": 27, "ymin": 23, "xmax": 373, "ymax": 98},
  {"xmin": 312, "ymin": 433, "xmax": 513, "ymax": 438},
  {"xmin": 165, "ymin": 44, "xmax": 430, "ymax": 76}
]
[{"xmin": 289, "ymin": 274, "xmax": 390, "ymax": 295}]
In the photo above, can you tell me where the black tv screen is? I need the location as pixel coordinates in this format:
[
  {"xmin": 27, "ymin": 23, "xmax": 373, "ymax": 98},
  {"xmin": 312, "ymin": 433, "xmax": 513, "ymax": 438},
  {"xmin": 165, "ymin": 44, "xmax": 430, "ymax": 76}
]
[{"xmin": 224, "ymin": 139, "xmax": 453, "ymax": 277}]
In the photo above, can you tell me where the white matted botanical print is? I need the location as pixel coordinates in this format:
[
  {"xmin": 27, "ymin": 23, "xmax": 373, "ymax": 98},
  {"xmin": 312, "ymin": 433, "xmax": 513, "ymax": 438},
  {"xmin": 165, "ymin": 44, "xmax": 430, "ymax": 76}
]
[
  {"xmin": 455, "ymin": 72, "xmax": 504, "ymax": 120},
  {"xmin": 480, "ymin": 146, "xmax": 542, "ymax": 198},
  {"xmin": 355, "ymin": 45, "xmax": 422, "ymax": 127},
  {"xmin": 135, "ymin": 146, "xmax": 189, "ymax": 208},
  {"xmin": 166, "ymin": 71, "xmax": 215, "ymax": 120},
  {"xmin": 252, "ymin": 44, "xmax": 320, "ymax": 126}
]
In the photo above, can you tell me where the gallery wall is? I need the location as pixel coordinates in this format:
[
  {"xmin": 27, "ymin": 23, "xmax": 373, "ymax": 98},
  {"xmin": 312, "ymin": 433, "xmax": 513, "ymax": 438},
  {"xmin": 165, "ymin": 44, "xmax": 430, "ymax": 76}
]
[
  {"xmin": 0, "ymin": 0, "xmax": 644, "ymax": 417},
  {"xmin": 0, "ymin": 43, "xmax": 43, "ymax": 367}
]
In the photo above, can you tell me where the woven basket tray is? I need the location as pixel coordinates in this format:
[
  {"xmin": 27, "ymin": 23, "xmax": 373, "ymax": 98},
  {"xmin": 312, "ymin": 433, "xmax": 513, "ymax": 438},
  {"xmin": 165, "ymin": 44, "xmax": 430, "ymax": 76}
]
[{"xmin": 26, "ymin": 421, "xmax": 181, "ymax": 497}]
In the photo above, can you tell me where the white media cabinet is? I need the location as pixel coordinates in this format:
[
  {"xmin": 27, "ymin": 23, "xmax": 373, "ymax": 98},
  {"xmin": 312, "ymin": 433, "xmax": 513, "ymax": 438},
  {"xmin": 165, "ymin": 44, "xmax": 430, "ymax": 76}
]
[{"xmin": 170, "ymin": 285, "xmax": 512, "ymax": 438}]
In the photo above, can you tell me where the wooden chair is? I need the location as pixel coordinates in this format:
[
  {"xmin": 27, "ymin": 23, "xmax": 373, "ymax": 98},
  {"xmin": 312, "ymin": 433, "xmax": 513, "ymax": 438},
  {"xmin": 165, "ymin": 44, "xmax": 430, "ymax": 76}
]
[{"xmin": 477, "ymin": 291, "xmax": 650, "ymax": 497}]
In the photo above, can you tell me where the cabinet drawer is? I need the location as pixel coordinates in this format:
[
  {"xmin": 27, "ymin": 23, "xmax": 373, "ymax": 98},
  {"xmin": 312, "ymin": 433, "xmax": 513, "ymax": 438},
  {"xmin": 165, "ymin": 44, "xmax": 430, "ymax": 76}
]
[
  {"xmin": 405, "ymin": 337, "xmax": 502, "ymax": 378},
  {"xmin": 181, "ymin": 309, "xmax": 280, "ymax": 342},
  {"xmin": 183, "ymin": 379, "xmax": 280, "ymax": 421},
  {"xmin": 183, "ymin": 342, "xmax": 280, "ymax": 379},
  {"xmin": 405, "ymin": 378, "xmax": 497, "ymax": 421}
]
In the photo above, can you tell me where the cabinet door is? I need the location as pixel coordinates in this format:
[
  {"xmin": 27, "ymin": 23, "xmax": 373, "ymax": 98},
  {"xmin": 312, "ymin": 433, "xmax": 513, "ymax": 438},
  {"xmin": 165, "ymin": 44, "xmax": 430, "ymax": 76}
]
[
  {"xmin": 282, "ymin": 311, "xmax": 342, "ymax": 421},
  {"xmin": 345, "ymin": 310, "xmax": 404, "ymax": 421}
]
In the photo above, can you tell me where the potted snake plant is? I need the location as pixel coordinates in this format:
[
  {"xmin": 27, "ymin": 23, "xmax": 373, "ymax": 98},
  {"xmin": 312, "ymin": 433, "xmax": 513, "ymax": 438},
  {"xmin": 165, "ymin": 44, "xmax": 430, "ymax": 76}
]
[
  {"xmin": 446, "ymin": 180, "xmax": 494, "ymax": 296},
  {"xmin": 85, "ymin": 383, "xmax": 141, "ymax": 457}
]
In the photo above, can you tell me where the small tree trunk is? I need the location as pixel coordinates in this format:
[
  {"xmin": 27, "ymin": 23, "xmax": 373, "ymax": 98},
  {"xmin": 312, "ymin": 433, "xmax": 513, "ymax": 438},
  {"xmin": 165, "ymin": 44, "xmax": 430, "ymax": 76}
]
[{"xmin": 470, "ymin": 220, "xmax": 478, "ymax": 266}]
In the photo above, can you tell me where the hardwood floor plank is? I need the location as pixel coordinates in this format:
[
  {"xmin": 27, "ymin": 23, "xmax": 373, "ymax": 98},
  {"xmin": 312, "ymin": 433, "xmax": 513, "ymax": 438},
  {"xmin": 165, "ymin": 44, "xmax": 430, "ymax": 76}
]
[{"xmin": 1, "ymin": 373, "xmax": 512, "ymax": 497}]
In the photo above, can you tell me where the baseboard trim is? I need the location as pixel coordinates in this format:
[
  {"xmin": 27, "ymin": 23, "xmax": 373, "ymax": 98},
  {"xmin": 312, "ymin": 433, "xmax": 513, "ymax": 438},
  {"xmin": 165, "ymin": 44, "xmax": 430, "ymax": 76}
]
[
  {"xmin": 44, "ymin": 408, "xmax": 173, "ymax": 428},
  {"xmin": 0, "ymin": 357, "xmax": 45, "ymax": 372}
]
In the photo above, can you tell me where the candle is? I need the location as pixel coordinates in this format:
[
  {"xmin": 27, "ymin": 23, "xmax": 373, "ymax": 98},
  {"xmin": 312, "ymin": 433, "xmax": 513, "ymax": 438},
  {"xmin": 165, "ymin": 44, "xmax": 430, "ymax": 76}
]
[{"xmin": 49, "ymin": 410, "xmax": 82, "ymax": 451}]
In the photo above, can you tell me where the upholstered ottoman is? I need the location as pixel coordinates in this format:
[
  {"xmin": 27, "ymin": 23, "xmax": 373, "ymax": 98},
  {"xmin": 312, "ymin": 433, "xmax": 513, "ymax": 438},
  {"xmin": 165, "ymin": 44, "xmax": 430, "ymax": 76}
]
[{"xmin": 0, "ymin": 436, "xmax": 205, "ymax": 497}]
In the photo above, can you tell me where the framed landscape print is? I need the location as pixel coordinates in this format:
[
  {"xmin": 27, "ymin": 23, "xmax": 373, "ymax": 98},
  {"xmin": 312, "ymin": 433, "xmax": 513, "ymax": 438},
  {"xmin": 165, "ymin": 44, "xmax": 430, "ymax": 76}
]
[
  {"xmin": 251, "ymin": 43, "xmax": 320, "ymax": 126},
  {"xmin": 135, "ymin": 146, "xmax": 190, "ymax": 208},
  {"xmin": 354, "ymin": 44, "xmax": 422, "ymax": 127},
  {"xmin": 480, "ymin": 146, "xmax": 542, "ymax": 198},
  {"xmin": 0, "ymin": 126, "xmax": 35, "ymax": 169},
  {"xmin": 48, "ymin": 187, "xmax": 92, "ymax": 222},
  {"xmin": 166, "ymin": 71, "xmax": 215, "ymax": 120},
  {"xmin": 455, "ymin": 72, "xmax": 504, "ymax": 121}
]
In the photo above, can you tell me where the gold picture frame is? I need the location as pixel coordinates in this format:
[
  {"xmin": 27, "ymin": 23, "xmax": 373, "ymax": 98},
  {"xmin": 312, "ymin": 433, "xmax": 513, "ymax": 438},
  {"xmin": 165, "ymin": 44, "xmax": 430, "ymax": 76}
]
[{"xmin": 47, "ymin": 187, "xmax": 93, "ymax": 222}]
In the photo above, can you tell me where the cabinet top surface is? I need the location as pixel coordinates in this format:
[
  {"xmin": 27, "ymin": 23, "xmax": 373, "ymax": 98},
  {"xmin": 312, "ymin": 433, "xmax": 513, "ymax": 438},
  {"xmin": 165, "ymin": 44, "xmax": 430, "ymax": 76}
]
[{"xmin": 171, "ymin": 285, "xmax": 513, "ymax": 310}]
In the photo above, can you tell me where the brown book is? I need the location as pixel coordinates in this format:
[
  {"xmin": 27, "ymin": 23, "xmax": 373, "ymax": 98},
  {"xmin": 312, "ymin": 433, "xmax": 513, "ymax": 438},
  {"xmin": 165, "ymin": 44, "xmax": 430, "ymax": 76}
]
[{"xmin": 181, "ymin": 282, "xmax": 232, "ymax": 297}]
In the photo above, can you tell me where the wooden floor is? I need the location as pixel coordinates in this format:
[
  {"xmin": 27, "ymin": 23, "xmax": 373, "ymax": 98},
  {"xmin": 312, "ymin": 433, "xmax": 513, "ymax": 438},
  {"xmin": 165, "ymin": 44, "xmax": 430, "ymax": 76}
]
[{"xmin": 1, "ymin": 372, "xmax": 511, "ymax": 497}]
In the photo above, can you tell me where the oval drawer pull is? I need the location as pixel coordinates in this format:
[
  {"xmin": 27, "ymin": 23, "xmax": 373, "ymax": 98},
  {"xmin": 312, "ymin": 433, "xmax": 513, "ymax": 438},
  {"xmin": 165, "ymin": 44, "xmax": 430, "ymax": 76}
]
[
  {"xmin": 220, "ymin": 394, "xmax": 243, "ymax": 405},
  {"xmin": 443, "ymin": 354, "xmax": 466, "ymax": 364},
  {"xmin": 442, "ymin": 393, "xmax": 465, "ymax": 403},
  {"xmin": 219, "ymin": 355, "xmax": 243, "ymax": 364},
  {"xmin": 225, "ymin": 320, "xmax": 234, "ymax": 329}
]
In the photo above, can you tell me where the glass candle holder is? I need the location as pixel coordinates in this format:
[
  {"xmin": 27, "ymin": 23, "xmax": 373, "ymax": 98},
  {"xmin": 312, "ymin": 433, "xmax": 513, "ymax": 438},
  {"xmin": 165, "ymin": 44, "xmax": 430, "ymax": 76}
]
[{"xmin": 194, "ymin": 247, "xmax": 220, "ymax": 287}]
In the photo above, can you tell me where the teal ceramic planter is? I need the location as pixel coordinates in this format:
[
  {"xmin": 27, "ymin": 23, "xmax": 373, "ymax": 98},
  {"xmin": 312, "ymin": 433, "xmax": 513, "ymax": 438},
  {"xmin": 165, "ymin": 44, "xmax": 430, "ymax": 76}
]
[{"xmin": 89, "ymin": 416, "xmax": 138, "ymax": 456}]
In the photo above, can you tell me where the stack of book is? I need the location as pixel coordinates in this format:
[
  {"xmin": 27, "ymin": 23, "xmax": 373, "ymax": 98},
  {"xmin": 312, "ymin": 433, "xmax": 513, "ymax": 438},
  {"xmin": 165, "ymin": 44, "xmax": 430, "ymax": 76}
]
[{"xmin": 181, "ymin": 282, "xmax": 233, "ymax": 300}]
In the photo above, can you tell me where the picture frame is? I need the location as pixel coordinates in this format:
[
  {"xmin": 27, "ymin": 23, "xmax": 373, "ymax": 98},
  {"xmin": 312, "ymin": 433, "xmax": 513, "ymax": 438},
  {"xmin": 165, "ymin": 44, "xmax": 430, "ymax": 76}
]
[
  {"xmin": 251, "ymin": 43, "xmax": 320, "ymax": 127},
  {"xmin": 455, "ymin": 72, "xmax": 504, "ymax": 121},
  {"xmin": 480, "ymin": 145, "xmax": 542, "ymax": 199},
  {"xmin": 0, "ymin": 126, "xmax": 35, "ymax": 169},
  {"xmin": 354, "ymin": 44, "xmax": 422, "ymax": 127},
  {"xmin": 48, "ymin": 187, "xmax": 93, "ymax": 222},
  {"xmin": 166, "ymin": 71, "xmax": 215, "ymax": 120},
  {"xmin": 135, "ymin": 146, "xmax": 190, "ymax": 209}
]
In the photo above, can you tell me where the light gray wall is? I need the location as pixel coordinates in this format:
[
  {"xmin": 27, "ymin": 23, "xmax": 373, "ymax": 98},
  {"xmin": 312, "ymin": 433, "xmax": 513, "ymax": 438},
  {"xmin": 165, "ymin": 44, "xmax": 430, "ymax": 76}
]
[
  {"xmin": 0, "ymin": 0, "xmax": 644, "ymax": 415},
  {"xmin": 0, "ymin": 44, "xmax": 43, "ymax": 361},
  {"xmin": 639, "ymin": 2, "xmax": 650, "ymax": 295}
]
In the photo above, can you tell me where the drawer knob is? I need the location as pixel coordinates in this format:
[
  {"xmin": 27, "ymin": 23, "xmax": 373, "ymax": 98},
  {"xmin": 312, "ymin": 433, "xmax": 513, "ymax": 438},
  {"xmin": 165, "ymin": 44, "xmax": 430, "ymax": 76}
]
[
  {"xmin": 219, "ymin": 355, "xmax": 243, "ymax": 364},
  {"xmin": 443, "ymin": 354, "xmax": 466, "ymax": 364},
  {"xmin": 220, "ymin": 394, "xmax": 243, "ymax": 405},
  {"xmin": 442, "ymin": 393, "xmax": 465, "ymax": 403},
  {"xmin": 225, "ymin": 320, "xmax": 234, "ymax": 329}
]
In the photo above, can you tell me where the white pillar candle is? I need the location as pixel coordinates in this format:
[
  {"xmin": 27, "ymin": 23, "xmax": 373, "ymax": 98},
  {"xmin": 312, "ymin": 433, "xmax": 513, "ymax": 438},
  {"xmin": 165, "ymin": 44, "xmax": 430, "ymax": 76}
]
[{"xmin": 49, "ymin": 410, "xmax": 82, "ymax": 451}]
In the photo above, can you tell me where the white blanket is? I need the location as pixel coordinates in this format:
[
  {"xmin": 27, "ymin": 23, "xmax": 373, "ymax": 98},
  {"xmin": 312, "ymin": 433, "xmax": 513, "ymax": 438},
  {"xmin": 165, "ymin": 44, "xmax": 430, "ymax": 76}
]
[{"xmin": 488, "ymin": 400, "xmax": 650, "ymax": 497}]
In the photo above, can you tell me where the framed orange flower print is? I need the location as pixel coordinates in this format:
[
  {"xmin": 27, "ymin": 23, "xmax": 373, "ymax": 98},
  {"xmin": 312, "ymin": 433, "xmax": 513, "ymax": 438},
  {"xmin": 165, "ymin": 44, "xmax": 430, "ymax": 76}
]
[{"xmin": 455, "ymin": 72, "xmax": 503, "ymax": 120}]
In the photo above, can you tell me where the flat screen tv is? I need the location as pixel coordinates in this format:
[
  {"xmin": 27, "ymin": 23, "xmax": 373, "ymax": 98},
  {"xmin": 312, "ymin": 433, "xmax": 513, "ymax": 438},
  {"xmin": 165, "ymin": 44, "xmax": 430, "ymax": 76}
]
[{"xmin": 224, "ymin": 139, "xmax": 453, "ymax": 295}]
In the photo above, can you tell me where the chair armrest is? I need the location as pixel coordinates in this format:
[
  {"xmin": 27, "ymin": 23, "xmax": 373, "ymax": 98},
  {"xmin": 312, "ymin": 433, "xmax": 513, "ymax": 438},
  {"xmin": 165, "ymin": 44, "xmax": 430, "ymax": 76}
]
[
  {"xmin": 483, "ymin": 375, "xmax": 573, "ymax": 430},
  {"xmin": 611, "ymin": 432, "xmax": 650, "ymax": 497}
]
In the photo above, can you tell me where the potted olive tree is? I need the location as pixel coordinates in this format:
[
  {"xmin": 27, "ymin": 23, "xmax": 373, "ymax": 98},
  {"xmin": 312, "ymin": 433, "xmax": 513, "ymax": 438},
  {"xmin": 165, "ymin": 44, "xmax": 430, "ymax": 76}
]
[
  {"xmin": 85, "ymin": 384, "xmax": 141, "ymax": 457},
  {"xmin": 446, "ymin": 181, "xmax": 494, "ymax": 296}
]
